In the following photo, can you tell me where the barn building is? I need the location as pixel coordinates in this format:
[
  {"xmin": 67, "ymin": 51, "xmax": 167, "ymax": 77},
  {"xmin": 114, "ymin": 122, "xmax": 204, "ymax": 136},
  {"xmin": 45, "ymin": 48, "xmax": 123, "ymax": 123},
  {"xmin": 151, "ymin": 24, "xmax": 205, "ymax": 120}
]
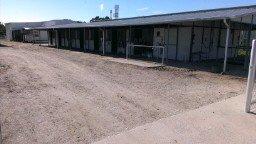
[
  {"xmin": 5, "ymin": 19, "xmax": 76, "ymax": 42},
  {"xmin": 31, "ymin": 5, "xmax": 256, "ymax": 73}
]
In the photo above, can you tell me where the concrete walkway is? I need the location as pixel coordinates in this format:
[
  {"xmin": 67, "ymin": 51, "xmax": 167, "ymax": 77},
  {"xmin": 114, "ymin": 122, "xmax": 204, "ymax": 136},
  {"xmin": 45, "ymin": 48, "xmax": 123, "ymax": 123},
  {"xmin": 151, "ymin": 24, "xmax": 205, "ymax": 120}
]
[
  {"xmin": 94, "ymin": 95, "xmax": 256, "ymax": 144},
  {"xmin": 104, "ymin": 57, "xmax": 162, "ymax": 68}
]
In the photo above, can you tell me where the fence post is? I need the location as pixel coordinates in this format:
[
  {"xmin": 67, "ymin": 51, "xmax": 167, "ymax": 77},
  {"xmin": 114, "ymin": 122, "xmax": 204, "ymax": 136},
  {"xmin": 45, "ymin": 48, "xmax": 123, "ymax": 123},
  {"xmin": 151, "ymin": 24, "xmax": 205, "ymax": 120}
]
[{"xmin": 245, "ymin": 39, "xmax": 256, "ymax": 113}]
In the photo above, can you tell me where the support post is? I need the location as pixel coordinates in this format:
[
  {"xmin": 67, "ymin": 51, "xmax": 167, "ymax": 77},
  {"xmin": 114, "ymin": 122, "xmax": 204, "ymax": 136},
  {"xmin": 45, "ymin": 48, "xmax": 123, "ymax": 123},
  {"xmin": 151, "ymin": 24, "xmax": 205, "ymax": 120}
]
[
  {"xmin": 175, "ymin": 27, "xmax": 179, "ymax": 61},
  {"xmin": 33, "ymin": 30, "xmax": 35, "ymax": 44},
  {"xmin": 223, "ymin": 19, "xmax": 231, "ymax": 73},
  {"xmin": 245, "ymin": 40, "xmax": 256, "ymax": 113},
  {"xmin": 223, "ymin": 28, "xmax": 230, "ymax": 73},
  {"xmin": 88, "ymin": 29, "xmax": 90, "ymax": 51},
  {"xmin": 69, "ymin": 28, "xmax": 71, "ymax": 50},
  {"xmin": 84, "ymin": 28, "xmax": 86, "ymax": 52},
  {"xmin": 64, "ymin": 29, "xmax": 66, "ymax": 48},
  {"xmin": 129, "ymin": 27, "xmax": 132, "ymax": 57},
  {"xmin": 54, "ymin": 30, "xmax": 57, "ymax": 48},
  {"xmin": 39, "ymin": 30, "xmax": 41, "ymax": 46},
  {"xmin": 189, "ymin": 22, "xmax": 195, "ymax": 62},
  {"xmin": 57, "ymin": 30, "xmax": 59, "ymax": 49},
  {"xmin": 47, "ymin": 30, "xmax": 50, "ymax": 46},
  {"xmin": 200, "ymin": 22, "xmax": 205, "ymax": 61},
  {"xmin": 102, "ymin": 28, "xmax": 105, "ymax": 55},
  {"xmin": 167, "ymin": 24, "xmax": 170, "ymax": 60}
]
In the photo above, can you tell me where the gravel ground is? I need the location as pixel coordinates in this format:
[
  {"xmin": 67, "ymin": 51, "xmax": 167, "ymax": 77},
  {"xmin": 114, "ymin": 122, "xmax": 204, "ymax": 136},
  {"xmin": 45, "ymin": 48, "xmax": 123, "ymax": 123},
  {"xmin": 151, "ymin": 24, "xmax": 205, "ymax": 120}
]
[{"xmin": 0, "ymin": 41, "xmax": 246, "ymax": 144}]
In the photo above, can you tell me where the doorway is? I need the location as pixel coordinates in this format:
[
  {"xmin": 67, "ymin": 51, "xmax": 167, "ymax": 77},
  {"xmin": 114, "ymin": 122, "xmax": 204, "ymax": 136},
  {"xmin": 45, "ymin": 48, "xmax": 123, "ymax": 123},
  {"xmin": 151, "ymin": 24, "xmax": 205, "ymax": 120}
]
[
  {"xmin": 111, "ymin": 29, "xmax": 118, "ymax": 54},
  {"xmin": 94, "ymin": 29, "xmax": 100, "ymax": 51}
]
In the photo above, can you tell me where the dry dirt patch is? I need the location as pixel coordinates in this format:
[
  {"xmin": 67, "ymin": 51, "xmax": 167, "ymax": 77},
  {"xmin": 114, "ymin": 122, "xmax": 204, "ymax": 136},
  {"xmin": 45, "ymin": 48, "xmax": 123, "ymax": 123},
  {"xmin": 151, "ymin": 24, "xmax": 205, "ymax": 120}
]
[{"xmin": 0, "ymin": 41, "xmax": 246, "ymax": 144}]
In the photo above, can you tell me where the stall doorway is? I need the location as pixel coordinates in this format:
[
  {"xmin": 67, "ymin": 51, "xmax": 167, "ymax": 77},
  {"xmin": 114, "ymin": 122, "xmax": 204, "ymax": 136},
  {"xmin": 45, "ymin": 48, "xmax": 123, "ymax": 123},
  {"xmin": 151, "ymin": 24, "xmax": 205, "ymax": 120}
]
[
  {"xmin": 94, "ymin": 29, "xmax": 100, "ymax": 51},
  {"xmin": 111, "ymin": 29, "xmax": 118, "ymax": 54},
  {"xmin": 79, "ymin": 29, "xmax": 84, "ymax": 51}
]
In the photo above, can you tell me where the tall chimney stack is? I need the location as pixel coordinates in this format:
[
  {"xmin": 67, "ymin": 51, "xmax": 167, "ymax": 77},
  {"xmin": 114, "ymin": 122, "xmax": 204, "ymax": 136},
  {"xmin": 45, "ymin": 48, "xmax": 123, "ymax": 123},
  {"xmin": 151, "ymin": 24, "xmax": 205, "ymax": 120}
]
[{"xmin": 114, "ymin": 5, "xmax": 119, "ymax": 19}]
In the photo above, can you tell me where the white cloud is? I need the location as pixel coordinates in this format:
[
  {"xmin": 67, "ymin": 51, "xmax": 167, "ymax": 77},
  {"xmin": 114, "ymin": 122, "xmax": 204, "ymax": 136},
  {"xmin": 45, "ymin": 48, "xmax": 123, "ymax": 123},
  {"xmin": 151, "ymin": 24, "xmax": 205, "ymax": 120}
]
[
  {"xmin": 100, "ymin": 4, "xmax": 104, "ymax": 12},
  {"xmin": 137, "ymin": 7, "xmax": 149, "ymax": 12},
  {"xmin": 152, "ymin": 11, "xmax": 163, "ymax": 15}
]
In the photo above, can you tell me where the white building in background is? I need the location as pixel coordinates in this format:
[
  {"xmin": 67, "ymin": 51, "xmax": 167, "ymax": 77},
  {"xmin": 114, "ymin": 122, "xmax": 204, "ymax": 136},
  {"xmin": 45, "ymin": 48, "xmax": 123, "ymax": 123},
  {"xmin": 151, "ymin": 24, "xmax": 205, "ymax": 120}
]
[{"xmin": 5, "ymin": 19, "xmax": 76, "ymax": 41}]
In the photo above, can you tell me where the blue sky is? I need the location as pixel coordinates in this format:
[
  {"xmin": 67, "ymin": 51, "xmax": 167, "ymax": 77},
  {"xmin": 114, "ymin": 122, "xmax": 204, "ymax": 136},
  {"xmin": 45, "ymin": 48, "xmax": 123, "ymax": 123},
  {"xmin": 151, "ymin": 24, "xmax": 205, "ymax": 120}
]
[{"xmin": 0, "ymin": 0, "xmax": 256, "ymax": 23}]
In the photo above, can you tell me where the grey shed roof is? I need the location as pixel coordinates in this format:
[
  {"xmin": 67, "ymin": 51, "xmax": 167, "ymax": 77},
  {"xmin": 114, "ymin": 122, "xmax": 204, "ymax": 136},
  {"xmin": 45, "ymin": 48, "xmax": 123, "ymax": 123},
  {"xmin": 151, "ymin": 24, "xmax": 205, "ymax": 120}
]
[{"xmin": 35, "ymin": 5, "xmax": 256, "ymax": 29}]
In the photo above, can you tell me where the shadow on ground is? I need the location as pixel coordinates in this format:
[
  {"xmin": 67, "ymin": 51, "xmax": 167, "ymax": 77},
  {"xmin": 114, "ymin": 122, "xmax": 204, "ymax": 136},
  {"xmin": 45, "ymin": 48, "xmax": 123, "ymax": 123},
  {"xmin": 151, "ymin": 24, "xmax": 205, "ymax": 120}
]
[{"xmin": 0, "ymin": 44, "xmax": 8, "ymax": 47}]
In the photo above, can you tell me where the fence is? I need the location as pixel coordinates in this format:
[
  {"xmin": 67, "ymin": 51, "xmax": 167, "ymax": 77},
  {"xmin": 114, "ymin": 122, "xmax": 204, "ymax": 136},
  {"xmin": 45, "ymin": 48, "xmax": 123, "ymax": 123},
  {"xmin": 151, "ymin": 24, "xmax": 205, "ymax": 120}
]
[{"xmin": 126, "ymin": 44, "xmax": 166, "ymax": 65}]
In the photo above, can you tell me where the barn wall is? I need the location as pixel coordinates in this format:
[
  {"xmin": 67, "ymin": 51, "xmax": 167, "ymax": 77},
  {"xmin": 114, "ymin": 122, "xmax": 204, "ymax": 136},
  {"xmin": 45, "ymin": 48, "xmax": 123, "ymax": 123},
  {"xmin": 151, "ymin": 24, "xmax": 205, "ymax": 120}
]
[
  {"xmin": 177, "ymin": 27, "xmax": 192, "ymax": 61},
  {"xmin": 164, "ymin": 27, "xmax": 178, "ymax": 60}
]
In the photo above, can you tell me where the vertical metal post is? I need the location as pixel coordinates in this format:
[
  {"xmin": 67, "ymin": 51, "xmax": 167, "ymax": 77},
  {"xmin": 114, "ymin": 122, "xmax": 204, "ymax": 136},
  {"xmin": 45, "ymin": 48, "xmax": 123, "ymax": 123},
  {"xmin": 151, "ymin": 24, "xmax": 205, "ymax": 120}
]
[
  {"xmin": 84, "ymin": 27, "xmax": 86, "ymax": 52},
  {"xmin": 47, "ymin": 30, "xmax": 50, "ymax": 46},
  {"xmin": 38, "ymin": 30, "xmax": 41, "ymax": 46},
  {"xmin": 175, "ymin": 27, "xmax": 179, "ymax": 61},
  {"xmin": 33, "ymin": 30, "xmax": 35, "ymax": 44},
  {"xmin": 167, "ymin": 24, "xmax": 170, "ymax": 60},
  {"xmin": 69, "ymin": 28, "xmax": 71, "ymax": 50},
  {"xmin": 245, "ymin": 40, "xmax": 256, "ymax": 113},
  {"xmin": 102, "ymin": 28, "xmax": 105, "ymax": 55},
  {"xmin": 200, "ymin": 22, "xmax": 205, "ymax": 61},
  {"xmin": 88, "ymin": 29, "xmax": 90, "ymax": 51},
  {"xmin": 223, "ymin": 28, "xmax": 230, "ymax": 73},
  {"xmin": 75, "ymin": 29, "xmax": 77, "ymax": 49},
  {"xmin": 55, "ymin": 30, "xmax": 58, "ymax": 48},
  {"xmin": 189, "ymin": 22, "xmax": 195, "ymax": 62},
  {"xmin": 64, "ymin": 29, "xmax": 66, "ymax": 48}
]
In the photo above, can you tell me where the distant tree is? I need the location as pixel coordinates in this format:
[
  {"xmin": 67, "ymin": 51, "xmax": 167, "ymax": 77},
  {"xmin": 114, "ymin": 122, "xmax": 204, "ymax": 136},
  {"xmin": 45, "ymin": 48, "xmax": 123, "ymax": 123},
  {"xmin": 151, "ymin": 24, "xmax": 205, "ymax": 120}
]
[
  {"xmin": 76, "ymin": 21, "xmax": 84, "ymax": 23},
  {"xmin": 0, "ymin": 22, "xmax": 5, "ymax": 36},
  {"xmin": 90, "ymin": 16, "xmax": 110, "ymax": 22}
]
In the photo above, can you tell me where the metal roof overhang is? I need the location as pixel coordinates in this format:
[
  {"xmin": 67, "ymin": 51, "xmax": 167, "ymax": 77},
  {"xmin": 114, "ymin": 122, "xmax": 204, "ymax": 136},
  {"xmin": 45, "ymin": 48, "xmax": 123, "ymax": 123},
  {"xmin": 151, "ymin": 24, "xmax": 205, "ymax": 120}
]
[{"xmin": 32, "ymin": 5, "xmax": 256, "ymax": 30}]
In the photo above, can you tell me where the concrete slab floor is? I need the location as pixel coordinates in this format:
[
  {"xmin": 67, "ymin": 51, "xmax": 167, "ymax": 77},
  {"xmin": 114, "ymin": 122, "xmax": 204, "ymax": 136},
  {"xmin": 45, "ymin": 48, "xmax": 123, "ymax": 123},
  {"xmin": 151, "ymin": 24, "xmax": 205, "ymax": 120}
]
[
  {"xmin": 103, "ymin": 57, "xmax": 162, "ymax": 68},
  {"xmin": 94, "ymin": 95, "xmax": 256, "ymax": 144}
]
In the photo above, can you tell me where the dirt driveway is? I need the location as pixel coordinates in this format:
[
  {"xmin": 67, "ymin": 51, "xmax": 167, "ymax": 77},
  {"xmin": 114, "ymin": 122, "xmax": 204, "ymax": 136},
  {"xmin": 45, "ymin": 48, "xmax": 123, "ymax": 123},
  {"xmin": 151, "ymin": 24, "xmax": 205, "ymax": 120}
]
[{"xmin": 0, "ymin": 41, "xmax": 246, "ymax": 144}]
